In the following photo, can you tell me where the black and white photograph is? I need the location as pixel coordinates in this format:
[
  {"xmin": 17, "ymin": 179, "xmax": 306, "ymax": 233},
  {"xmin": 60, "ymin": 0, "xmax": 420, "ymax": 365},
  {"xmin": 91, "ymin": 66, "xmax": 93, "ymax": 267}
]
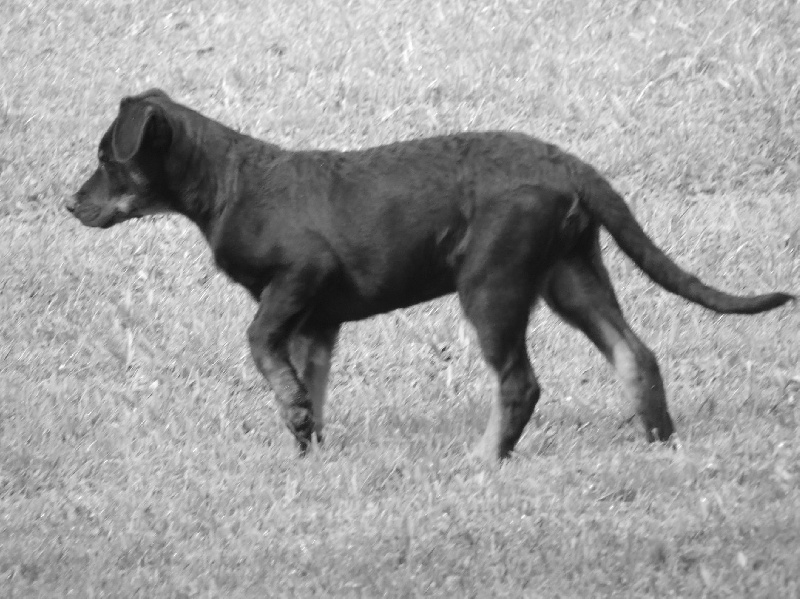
[{"xmin": 1, "ymin": 0, "xmax": 797, "ymax": 595}]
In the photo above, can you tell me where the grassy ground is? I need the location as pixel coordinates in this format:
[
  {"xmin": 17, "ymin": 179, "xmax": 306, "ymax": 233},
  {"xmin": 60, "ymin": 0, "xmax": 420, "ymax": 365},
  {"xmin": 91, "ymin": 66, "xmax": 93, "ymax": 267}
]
[{"xmin": 1, "ymin": 0, "xmax": 798, "ymax": 596}]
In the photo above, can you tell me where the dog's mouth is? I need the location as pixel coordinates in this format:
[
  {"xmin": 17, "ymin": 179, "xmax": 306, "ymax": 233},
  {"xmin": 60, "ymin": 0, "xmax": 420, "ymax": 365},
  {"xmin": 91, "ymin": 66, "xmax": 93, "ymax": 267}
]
[{"xmin": 68, "ymin": 195, "xmax": 137, "ymax": 228}]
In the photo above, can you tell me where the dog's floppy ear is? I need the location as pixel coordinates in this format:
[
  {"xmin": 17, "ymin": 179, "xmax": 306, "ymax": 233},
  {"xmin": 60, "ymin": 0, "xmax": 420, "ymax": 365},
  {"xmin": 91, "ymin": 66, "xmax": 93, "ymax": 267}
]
[
  {"xmin": 111, "ymin": 100, "xmax": 155, "ymax": 163},
  {"xmin": 111, "ymin": 98, "xmax": 169, "ymax": 163}
]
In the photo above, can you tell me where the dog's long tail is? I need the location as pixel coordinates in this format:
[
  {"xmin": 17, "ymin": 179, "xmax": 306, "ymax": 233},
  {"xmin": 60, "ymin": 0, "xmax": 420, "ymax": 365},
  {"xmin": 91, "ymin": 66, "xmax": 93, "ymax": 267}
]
[{"xmin": 579, "ymin": 177, "xmax": 794, "ymax": 314}]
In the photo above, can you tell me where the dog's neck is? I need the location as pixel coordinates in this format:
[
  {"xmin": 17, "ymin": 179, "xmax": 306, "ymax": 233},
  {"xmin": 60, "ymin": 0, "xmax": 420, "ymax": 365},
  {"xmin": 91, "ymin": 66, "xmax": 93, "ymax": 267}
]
[{"xmin": 165, "ymin": 131, "xmax": 281, "ymax": 241}]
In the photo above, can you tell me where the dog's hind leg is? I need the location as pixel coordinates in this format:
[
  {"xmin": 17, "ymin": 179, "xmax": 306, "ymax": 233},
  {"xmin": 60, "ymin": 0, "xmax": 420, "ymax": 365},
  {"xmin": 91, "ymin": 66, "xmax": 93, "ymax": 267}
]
[
  {"xmin": 455, "ymin": 224, "xmax": 546, "ymax": 460},
  {"xmin": 289, "ymin": 324, "xmax": 339, "ymax": 445},
  {"xmin": 543, "ymin": 242, "xmax": 675, "ymax": 442},
  {"xmin": 464, "ymin": 299, "xmax": 540, "ymax": 462}
]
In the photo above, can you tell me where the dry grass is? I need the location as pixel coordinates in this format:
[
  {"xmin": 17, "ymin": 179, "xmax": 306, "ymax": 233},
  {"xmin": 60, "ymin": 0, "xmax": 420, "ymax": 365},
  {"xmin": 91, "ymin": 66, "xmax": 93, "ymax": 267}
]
[{"xmin": 1, "ymin": 0, "xmax": 798, "ymax": 596}]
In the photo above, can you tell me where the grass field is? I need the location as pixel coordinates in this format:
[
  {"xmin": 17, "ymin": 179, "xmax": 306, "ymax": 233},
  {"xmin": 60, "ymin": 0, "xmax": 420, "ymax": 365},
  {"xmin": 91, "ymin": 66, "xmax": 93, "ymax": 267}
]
[{"xmin": 1, "ymin": 0, "xmax": 798, "ymax": 596}]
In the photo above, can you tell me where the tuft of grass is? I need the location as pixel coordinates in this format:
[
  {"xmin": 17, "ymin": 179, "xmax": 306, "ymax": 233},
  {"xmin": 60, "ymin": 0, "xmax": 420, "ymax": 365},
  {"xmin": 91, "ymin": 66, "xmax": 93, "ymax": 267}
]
[{"xmin": 1, "ymin": 0, "xmax": 798, "ymax": 595}]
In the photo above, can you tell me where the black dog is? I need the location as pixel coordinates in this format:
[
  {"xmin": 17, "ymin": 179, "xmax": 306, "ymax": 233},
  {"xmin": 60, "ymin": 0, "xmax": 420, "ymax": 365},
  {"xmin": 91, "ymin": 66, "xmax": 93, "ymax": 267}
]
[{"xmin": 67, "ymin": 89, "xmax": 793, "ymax": 460}]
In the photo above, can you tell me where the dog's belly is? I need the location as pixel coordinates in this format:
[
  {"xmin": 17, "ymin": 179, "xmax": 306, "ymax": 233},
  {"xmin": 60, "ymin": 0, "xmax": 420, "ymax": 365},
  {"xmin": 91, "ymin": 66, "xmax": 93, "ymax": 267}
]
[{"xmin": 310, "ymin": 266, "xmax": 457, "ymax": 324}]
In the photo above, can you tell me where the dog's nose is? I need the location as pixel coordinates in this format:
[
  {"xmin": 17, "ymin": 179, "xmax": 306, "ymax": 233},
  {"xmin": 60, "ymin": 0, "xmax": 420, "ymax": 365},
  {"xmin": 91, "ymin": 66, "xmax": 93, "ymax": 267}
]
[{"xmin": 65, "ymin": 195, "xmax": 76, "ymax": 213}]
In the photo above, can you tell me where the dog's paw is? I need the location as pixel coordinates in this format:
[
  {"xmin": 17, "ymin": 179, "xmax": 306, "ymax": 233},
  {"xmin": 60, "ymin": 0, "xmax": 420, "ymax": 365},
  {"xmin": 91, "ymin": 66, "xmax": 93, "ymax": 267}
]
[
  {"xmin": 283, "ymin": 406, "xmax": 316, "ymax": 453},
  {"xmin": 469, "ymin": 438, "xmax": 506, "ymax": 463},
  {"xmin": 642, "ymin": 410, "xmax": 675, "ymax": 443}
]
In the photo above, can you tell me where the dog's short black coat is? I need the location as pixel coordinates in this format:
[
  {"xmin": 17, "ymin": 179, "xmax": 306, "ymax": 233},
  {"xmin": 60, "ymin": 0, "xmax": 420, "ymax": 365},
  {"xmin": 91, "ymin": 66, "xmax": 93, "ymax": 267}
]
[{"xmin": 68, "ymin": 89, "xmax": 793, "ymax": 460}]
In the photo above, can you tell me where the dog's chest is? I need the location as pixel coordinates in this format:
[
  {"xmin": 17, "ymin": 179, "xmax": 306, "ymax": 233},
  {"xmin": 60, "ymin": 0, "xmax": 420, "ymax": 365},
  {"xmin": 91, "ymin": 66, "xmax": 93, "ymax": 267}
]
[
  {"xmin": 212, "ymin": 251, "xmax": 267, "ymax": 298},
  {"xmin": 210, "ymin": 225, "xmax": 284, "ymax": 299}
]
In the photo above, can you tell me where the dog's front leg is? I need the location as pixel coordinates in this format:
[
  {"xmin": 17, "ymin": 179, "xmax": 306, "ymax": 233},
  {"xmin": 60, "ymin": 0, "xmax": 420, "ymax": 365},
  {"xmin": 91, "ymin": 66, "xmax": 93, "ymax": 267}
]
[
  {"xmin": 288, "ymin": 324, "xmax": 339, "ymax": 445},
  {"xmin": 247, "ymin": 278, "xmax": 319, "ymax": 453}
]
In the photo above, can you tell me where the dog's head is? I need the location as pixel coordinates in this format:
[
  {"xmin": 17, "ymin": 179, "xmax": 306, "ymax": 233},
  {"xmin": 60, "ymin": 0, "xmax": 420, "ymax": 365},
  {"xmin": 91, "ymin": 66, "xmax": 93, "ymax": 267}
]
[{"xmin": 67, "ymin": 89, "xmax": 176, "ymax": 228}]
